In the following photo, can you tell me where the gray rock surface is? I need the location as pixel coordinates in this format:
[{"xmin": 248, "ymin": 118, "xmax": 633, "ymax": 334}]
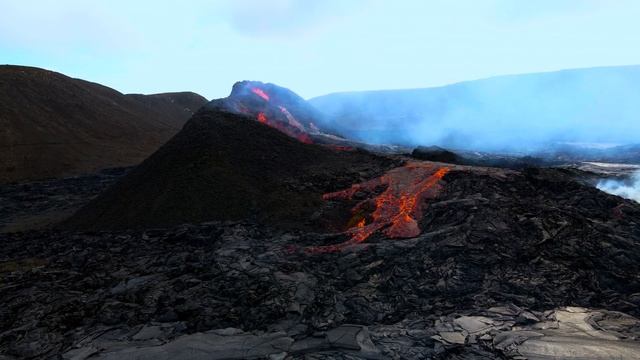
[{"xmin": 56, "ymin": 307, "xmax": 640, "ymax": 359}]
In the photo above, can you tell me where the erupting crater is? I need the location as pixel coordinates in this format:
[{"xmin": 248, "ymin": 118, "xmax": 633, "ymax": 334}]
[
  {"xmin": 245, "ymin": 86, "xmax": 314, "ymax": 144},
  {"xmin": 211, "ymin": 81, "xmax": 319, "ymax": 144},
  {"xmin": 307, "ymin": 162, "xmax": 450, "ymax": 253},
  {"xmin": 207, "ymin": 80, "xmax": 391, "ymax": 152}
]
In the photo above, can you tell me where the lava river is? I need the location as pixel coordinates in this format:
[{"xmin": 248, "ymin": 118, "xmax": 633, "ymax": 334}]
[{"xmin": 307, "ymin": 162, "xmax": 450, "ymax": 253}]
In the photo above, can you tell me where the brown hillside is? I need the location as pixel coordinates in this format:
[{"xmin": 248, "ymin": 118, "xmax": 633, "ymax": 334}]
[{"xmin": 0, "ymin": 65, "xmax": 207, "ymax": 183}]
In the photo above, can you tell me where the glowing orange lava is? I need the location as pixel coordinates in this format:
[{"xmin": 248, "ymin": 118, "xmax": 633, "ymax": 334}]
[
  {"xmin": 254, "ymin": 111, "xmax": 313, "ymax": 144},
  {"xmin": 257, "ymin": 112, "xmax": 268, "ymax": 124},
  {"xmin": 241, "ymin": 87, "xmax": 315, "ymax": 144},
  {"xmin": 306, "ymin": 163, "xmax": 450, "ymax": 254},
  {"xmin": 251, "ymin": 87, "xmax": 270, "ymax": 101},
  {"xmin": 323, "ymin": 145, "xmax": 355, "ymax": 152}
]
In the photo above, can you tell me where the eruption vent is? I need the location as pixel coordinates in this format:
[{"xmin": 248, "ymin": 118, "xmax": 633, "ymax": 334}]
[
  {"xmin": 307, "ymin": 162, "xmax": 450, "ymax": 253},
  {"xmin": 208, "ymin": 81, "xmax": 322, "ymax": 145}
]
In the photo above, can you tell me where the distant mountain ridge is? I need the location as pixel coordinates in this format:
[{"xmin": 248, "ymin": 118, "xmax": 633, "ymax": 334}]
[
  {"xmin": 309, "ymin": 65, "xmax": 640, "ymax": 152},
  {"xmin": 0, "ymin": 65, "xmax": 207, "ymax": 183}
]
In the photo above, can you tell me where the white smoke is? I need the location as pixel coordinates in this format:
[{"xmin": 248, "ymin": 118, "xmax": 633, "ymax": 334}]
[{"xmin": 597, "ymin": 171, "xmax": 640, "ymax": 203}]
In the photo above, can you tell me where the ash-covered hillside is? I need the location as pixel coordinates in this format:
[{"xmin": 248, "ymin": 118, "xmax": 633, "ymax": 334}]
[
  {"xmin": 64, "ymin": 110, "xmax": 397, "ymax": 231},
  {"xmin": 0, "ymin": 65, "xmax": 207, "ymax": 183}
]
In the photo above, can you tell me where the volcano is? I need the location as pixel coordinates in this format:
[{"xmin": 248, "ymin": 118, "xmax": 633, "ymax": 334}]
[
  {"xmin": 65, "ymin": 105, "xmax": 397, "ymax": 230},
  {"xmin": 6, "ymin": 80, "xmax": 640, "ymax": 359},
  {"xmin": 206, "ymin": 80, "xmax": 324, "ymax": 144},
  {"xmin": 205, "ymin": 80, "xmax": 409, "ymax": 153}
]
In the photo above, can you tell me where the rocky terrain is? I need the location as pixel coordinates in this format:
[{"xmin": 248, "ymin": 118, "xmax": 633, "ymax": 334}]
[
  {"xmin": 2, "ymin": 80, "xmax": 640, "ymax": 359},
  {"xmin": 0, "ymin": 168, "xmax": 128, "ymax": 233},
  {"xmin": 3, "ymin": 161, "xmax": 640, "ymax": 358},
  {"xmin": 0, "ymin": 65, "xmax": 207, "ymax": 183}
]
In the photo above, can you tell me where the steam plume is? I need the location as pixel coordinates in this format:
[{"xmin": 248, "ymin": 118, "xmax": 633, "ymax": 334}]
[
  {"xmin": 310, "ymin": 65, "xmax": 640, "ymax": 152},
  {"xmin": 597, "ymin": 171, "xmax": 640, "ymax": 203}
]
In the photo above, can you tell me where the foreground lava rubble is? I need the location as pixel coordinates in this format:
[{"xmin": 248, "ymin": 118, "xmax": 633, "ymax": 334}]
[{"xmin": 2, "ymin": 165, "xmax": 640, "ymax": 359}]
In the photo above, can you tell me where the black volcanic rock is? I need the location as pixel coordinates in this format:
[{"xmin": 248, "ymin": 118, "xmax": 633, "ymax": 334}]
[
  {"xmin": 3, "ymin": 165, "xmax": 640, "ymax": 357},
  {"xmin": 0, "ymin": 65, "xmax": 208, "ymax": 183},
  {"xmin": 64, "ymin": 108, "xmax": 398, "ymax": 230},
  {"xmin": 411, "ymin": 145, "xmax": 551, "ymax": 169},
  {"xmin": 411, "ymin": 145, "xmax": 461, "ymax": 163}
]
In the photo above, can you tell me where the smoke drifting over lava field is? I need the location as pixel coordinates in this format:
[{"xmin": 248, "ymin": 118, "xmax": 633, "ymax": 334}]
[
  {"xmin": 310, "ymin": 66, "xmax": 640, "ymax": 153},
  {"xmin": 598, "ymin": 170, "xmax": 640, "ymax": 203}
]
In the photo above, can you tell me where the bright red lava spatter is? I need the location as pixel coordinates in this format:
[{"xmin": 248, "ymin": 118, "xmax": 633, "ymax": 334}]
[
  {"xmin": 306, "ymin": 163, "xmax": 450, "ymax": 254},
  {"xmin": 255, "ymin": 111, "xmax": 313, "ymax": 144},
  {"xmin": 251, "ymin": 87, "xmax": 270, "ymax": 101},
  {"xmin": 245, "ymin": 87, "xmax": 314, "ymax": 144}
]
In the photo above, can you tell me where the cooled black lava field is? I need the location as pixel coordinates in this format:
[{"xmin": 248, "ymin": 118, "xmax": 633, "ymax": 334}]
[{"xmin": 2, "ymin": 93, "xmax": 640, "ymax": 358}]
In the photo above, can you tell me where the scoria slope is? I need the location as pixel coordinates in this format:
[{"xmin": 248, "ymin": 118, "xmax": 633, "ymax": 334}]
[
  {"xmin": 64, "ymin": 107, "xmax": 398, "ymax": 230},
  {"xmin": 0, "ymin": 65, "xmax": 207, "ymax": 183}
]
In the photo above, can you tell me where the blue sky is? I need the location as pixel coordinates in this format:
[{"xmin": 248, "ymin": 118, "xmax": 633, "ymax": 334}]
[{"xmin": 1, "ymin": 0, "xmax": 639, "ymax": 99}]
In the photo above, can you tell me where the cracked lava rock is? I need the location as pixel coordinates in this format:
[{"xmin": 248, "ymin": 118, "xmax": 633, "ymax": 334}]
[
  {"xmin": 3, "ymin": 162, "xmax": 640, "ymax": 358},
  {"xmin": 3, "ymin": 83, "xmax": 640, "ymax": 358}
]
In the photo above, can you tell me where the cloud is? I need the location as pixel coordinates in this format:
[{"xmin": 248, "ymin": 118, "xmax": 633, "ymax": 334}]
[
  {"xmin": 225, "ymin": 0, "xmax": 368, "ymax": 38},
  {"xmin": 492, "ymin": 0, "xmax": 597, "ymax": 20},
  {"xmin": 0, "ymin": 0, "xmax": 142, "ymax": 53}
]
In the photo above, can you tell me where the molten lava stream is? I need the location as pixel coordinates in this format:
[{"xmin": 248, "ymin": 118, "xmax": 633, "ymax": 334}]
[
  {"xmin": 306, "ymin": 163, "xmax": 450, "ymax": 254},
  {"xmin": 250, "ymin": 87, "xmax": 270, "ymax": 101},
  {"xmin": 255, "ymin": 112, "xmax": 313, "ymax": 144},
  {"xmin": 247, "ymin": 86, "xmax": 313, "ymax": 144},
  {"xmin": 323, "ymin": 145, "xmax": 355, "ymax": 152},
  {"xmin": 257, "ymin": 112, "xmax": 268, "ymax": 124}
]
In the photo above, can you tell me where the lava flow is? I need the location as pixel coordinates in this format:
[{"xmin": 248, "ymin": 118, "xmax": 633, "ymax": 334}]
[
  {"xmin": 250, "ymin": 87, "xmax": 270, "ymax": 101},
  {"xmin": 247, "ymin": 87, "xmax": 313, "ymax": 144},
  {"xmin": 256, "ymin": 111, "xmax": 312, "ymax": 144},
  {"xmin": 306, "ymin": 163, "xmax": 450, "ymax": 254}
]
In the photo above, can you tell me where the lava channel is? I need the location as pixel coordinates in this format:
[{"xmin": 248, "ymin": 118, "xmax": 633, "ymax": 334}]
[
  {"xmin": 248, "ymin": 87, "xmax": 313, "ymax": 144},
  {"xmin": 256, "ymin": 111, "xmax": 313, "ymax": 144},
  {"xmin": 250, "ymin": 87, "xmax": 270, "ymax": 101},
  {"xmin": 306, "ymin": 162, "xmax": 450, "ymax": 254}
]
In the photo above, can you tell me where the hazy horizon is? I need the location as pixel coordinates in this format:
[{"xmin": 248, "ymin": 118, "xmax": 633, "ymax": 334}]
[{"xmin": 2, "ymin": 0, "xmax": 640, "ymax": 99}]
